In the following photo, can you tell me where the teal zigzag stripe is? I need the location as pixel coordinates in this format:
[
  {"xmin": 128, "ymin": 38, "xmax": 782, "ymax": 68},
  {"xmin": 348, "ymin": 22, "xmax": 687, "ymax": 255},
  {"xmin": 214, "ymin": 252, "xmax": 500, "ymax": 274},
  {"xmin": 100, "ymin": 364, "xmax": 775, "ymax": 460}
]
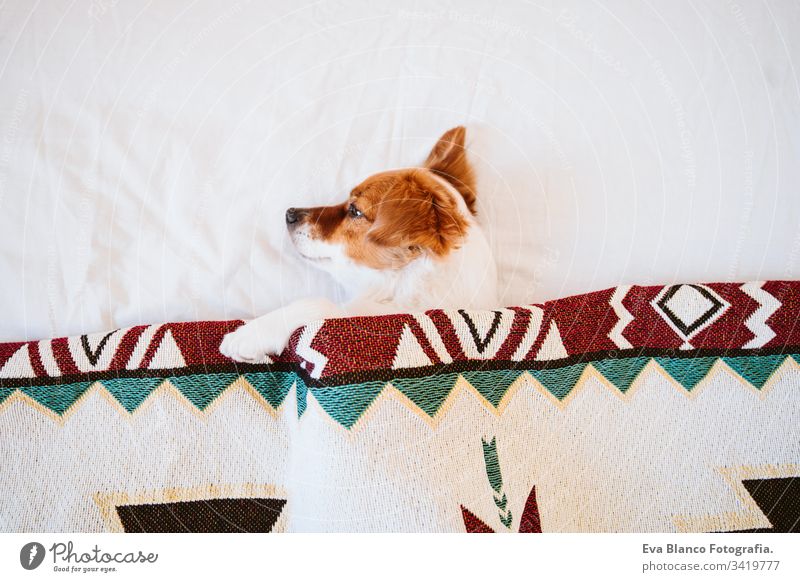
[
  {"xmin": 0, "ymin": 386, "xmax": 15, "ymax": 407},
  {"xmin": 654, "ymin": 357, "xmax": 718, "ymax": 391},
  {"xmin": 722, "ymin": 355, "xmax": 787, "ymax": 389},
  {"xmin": 168, "ymin": 373, "xmax": 240, "ymax": 410},
  {"xmin": 21, "ymin": 381, "xmax": 94, "ymax": 416},
  {"xmin": 461, "ymin": 370, "xmax": 522, "ymax": 407},
  {"xmin": 531, "ymin": 363, "xmax": 588, "ymax": 400},
  {"xmin": 0, "ymin": 373, "xmax": 300, "ymax": 417},
  {"xmin": 102, "ymin": 377, "xmax": 162, "ymax": 412},
  {"xmin": 392, "ymin": 373, "xmax": 460, "ymax": 416},
  {"xmin": 308, "ymin": 381, "xmax": 386, "ymax": 430},
  {"xmin": 244, "ymin": 371, "xmax": 295, "ymax": 409},
  {"xmin": 0, "ymin": 353, "xmax": 795, "ymax": 423},
  {"xmin": 591, "ymin": 357, "xmax": 650, "ymax": 393}
]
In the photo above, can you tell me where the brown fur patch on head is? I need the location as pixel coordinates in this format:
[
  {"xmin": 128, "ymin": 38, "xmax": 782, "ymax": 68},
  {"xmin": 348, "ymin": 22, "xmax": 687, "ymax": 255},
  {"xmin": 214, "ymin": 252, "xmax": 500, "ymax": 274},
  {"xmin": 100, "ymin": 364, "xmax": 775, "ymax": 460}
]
[
  {"xmin": 292, "ymin": 168, "xmax": 469, "ymax": 270},
  {"xmin": 424, "ymin": 126, "xmax": 477, "ymax": 215},
  {"xmin": 365, "ymin": 170, "xmax": 468, "ymax": 259},
  {"xmin": 289, "ymin": 128, "xmax": 476, "ymax": 270},
  {"xmin": 303, "ymin": 204, "xmax": 347, "ymax": 239}
]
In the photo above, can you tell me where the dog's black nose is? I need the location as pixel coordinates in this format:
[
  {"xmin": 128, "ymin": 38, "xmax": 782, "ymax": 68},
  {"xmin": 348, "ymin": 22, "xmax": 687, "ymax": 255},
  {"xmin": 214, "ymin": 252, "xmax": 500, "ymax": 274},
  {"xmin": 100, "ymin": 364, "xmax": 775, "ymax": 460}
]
[{"xmin": 285, "ymin": 208, "xmax": 299, "ymax": 224}]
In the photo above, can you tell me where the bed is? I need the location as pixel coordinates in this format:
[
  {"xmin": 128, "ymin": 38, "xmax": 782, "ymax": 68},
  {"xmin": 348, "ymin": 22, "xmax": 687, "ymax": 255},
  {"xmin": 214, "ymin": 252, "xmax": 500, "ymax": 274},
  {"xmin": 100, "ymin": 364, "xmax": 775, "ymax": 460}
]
[{"xmin": 0, "ymin": 0, "xmax": 798, "ymax": 532}]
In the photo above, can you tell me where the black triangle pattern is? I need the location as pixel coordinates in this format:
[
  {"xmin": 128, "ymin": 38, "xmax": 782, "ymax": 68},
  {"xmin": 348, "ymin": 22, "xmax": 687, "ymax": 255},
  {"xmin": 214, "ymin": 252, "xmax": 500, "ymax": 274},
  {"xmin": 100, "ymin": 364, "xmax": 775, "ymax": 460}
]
[
  {"xmin": 727, "ymin": 477, "xmax": 800, "ymax": 533},
  {"xmin": 116, "ymin": 497, "xmax": 286, "ymax": 533}
]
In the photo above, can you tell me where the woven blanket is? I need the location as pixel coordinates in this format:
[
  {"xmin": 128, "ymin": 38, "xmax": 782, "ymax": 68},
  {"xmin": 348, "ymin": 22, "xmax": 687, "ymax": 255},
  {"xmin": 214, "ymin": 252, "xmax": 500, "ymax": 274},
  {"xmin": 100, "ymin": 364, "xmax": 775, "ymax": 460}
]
[{"xmin": 1, "ymin": 281, "xmax": 799, "ymax": 532}]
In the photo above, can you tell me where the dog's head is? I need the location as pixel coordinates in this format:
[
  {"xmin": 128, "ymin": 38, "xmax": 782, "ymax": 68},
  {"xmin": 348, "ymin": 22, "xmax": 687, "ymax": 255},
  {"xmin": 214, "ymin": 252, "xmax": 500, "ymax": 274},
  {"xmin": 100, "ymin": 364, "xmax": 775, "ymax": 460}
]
[{"xmin": 286, "ymin": 126, "xmax": 476, "ymax": 273}]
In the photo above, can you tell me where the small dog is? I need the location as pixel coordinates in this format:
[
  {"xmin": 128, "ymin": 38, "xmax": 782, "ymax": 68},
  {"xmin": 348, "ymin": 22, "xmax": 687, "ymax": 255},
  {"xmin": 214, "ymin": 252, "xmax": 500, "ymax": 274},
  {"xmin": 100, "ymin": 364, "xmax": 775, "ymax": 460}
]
[{"xmin": 220, "ymin": 126, "xmax": 498, "ymax": 362}]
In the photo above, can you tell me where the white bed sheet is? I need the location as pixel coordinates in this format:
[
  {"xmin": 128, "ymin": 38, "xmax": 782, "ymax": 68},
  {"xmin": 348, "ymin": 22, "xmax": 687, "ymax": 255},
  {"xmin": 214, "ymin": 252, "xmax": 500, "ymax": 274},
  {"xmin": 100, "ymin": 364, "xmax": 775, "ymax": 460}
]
[{"xmin": 1, "ymin": 0, "xmax": 798, "ymax": 341}]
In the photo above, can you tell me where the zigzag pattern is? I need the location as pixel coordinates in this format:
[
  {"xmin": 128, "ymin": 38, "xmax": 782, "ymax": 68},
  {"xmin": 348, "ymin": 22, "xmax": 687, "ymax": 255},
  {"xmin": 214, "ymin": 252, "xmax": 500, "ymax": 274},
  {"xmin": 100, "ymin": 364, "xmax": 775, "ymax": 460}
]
[
  {"xmin": 1, "ymin": 353, "xmax": 797, "ymax": 428},
  {"xmin": 0, "ymin": 371, "xmax": 296, "ymax": 419},
  {"xmin": 1, "ymin": 280, "xmax": 799, "ymax": 428},
  {"xmin": 304, "ymin": 353, "xmax": 800, "ymax": 429}
]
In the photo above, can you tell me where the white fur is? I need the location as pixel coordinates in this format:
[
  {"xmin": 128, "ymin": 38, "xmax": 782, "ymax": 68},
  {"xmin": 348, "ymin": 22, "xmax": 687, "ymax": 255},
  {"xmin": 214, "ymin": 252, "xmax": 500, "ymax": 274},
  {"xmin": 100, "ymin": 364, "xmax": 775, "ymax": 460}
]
[{"xmin": 220, "ymin": 170, "xmax": 498, "ymax": 362}]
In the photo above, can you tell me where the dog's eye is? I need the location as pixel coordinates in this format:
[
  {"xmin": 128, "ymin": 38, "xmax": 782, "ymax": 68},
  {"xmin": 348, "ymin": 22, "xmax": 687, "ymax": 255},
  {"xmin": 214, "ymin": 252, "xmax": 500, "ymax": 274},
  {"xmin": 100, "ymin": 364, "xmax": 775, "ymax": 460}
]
[{"xmin": 348, "ymin": 203, "xmax": 363, "ymax": 218}]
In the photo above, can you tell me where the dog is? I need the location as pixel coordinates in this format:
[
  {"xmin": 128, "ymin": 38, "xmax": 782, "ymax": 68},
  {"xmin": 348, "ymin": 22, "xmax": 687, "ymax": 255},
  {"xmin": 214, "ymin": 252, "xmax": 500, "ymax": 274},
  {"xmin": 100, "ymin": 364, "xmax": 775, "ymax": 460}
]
[{"xmin": 220, "ymin": 126, "xmax": 498, "ymax": 362}]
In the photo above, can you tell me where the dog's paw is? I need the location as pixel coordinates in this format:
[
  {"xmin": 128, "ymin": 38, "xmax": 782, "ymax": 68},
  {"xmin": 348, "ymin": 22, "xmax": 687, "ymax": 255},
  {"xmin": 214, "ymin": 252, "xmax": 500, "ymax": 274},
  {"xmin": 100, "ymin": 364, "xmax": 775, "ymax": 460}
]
[{"xmin": 220, "ymin": 320, "xmax": 291, "ymax": 363}]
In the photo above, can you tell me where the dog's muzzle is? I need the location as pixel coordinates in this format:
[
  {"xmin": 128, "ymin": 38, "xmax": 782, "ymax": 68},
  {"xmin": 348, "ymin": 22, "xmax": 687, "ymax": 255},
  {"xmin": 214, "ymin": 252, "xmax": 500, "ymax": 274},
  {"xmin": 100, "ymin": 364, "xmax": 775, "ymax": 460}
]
[{"xmin": 285, "ymin": 207, "xmax": 308, "ymax": 228}]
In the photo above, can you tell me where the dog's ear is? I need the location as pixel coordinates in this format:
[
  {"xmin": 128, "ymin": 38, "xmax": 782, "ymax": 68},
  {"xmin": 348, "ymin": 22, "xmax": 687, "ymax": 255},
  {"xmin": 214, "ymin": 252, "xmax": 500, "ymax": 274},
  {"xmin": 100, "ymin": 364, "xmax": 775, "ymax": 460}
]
[
  {"xmin": 424, "ymin": 126, "xmax": 476, "ymax": 214},
  {"xmin": 368, "ymin": 174, "xmax": 468, "ymax": 257}
]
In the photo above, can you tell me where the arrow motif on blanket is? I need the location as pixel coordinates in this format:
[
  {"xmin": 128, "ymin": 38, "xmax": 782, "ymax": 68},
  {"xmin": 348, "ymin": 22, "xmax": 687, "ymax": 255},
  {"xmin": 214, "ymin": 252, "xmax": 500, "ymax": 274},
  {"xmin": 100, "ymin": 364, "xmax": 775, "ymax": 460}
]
[
  {"xmin": 460, "ymin": 436, "xmax": 544, "ymax": 533},
  {"xmin": 481, "ymin": 436, "xmax": 512, "ymax": 529},
  {"xmin": 461, "ymin": 485, "xmax": 543, "ymax": 533}
]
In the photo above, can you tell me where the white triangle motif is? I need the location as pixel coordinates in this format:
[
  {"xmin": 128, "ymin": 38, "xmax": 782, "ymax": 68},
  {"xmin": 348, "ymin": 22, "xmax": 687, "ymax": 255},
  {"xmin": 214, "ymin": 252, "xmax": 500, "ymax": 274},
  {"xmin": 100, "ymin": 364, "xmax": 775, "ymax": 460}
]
[
  {"xmin": 392, "ymin": 325, "xmax": 433, "ymax": 369},
  {"xmin": 535, "ymin": 320, "xmax": 569, "ymax": 361},
  {"xmin": 0, "ymin": 344, "xmax": 36, "ymax": 378},
  {"xmin": 148, "ymin": 330, "xmax": 186, "ymax": 369}
]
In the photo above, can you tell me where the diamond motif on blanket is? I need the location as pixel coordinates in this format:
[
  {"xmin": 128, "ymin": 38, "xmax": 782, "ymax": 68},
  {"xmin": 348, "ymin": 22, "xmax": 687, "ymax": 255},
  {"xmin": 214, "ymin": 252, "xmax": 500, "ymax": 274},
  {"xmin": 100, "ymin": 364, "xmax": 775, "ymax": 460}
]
[{"xmin": 653, "ymin": 284, "xmax": 729, "ymax": 347}]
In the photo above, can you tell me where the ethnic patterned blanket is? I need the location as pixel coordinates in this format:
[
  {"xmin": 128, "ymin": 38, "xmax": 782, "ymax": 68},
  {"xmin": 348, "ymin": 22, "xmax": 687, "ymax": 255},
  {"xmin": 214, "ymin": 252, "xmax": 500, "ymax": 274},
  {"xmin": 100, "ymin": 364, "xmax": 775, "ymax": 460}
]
[{"xmin": 1, "ymin": 281, "xmax": 799, "ymax": 532}]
